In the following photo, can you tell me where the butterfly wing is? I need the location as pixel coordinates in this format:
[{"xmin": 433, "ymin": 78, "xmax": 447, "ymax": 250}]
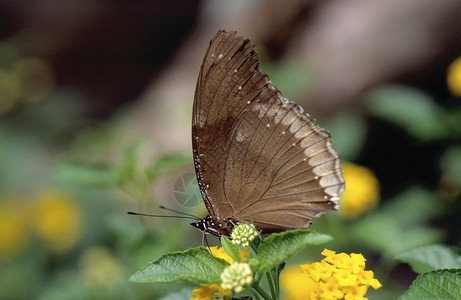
[
  {"xmin": 193, "ymin": 31, "xmax": 344, "ymax": 233},
  {"xmin": 225, "ymin": 97, "xmax": 345, "ymax": 232},
  {"xmin": 193, "ymin": 31, "xmax": 262, "ymax": 221}
]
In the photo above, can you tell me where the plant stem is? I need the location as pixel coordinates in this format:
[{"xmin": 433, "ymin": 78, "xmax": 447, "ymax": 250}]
[
  {"xmin": 274, "ymin": 271, "xmax": 280, "ymax": 299},
  {"xmin": 249, "ymin": 289, "xmax": 262, "ymax": 300},
  {"xmin": 266, "ymin": 272, "xmax": 277, "ymax": 299},
  {"xmin": 250, "ymin": 241, "xmax": 258, "ymax": 254},
  {"xmin": 253, "ymin": 284, "xmax": 273, "ymax": 300}
]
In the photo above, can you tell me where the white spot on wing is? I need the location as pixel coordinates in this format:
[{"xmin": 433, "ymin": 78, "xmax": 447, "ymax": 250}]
[
  {"xmin": 236, "ymin": 130, "xmax": 248, "ymax": 142},
  {"xmin": 197, "ymin": 114, "xmax": 207, "ymax": 127}
]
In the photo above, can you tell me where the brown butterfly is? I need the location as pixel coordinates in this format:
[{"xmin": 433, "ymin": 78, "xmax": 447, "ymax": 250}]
[{"xmin": 190, "ymin": 30, "xmax": 345, "ymax": 237}]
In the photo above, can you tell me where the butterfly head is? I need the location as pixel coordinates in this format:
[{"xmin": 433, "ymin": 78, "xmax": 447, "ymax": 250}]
[{"xmin": 190, "ymin": 215, "xmax": 236, "ymax": 237}]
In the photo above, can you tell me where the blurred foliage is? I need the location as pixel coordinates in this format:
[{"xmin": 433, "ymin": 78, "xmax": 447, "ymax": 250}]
[
  {"xmin": 323, "ymin": 112, "xmax": 367, "ymax": 161},
  {"xmin": 263, "ymin": 59, "xmax": 315, "ymax": 101},
  {"xmin": 396, "ymin": 244, "xmax": 461, "ymax": 274},
  {"xmin": 365, "ymin": 85, "xmax": 451, "ymax": 141},
  {"xmin": 0, "ymin": 43, "xmax": 55, "ymax": 115},
  {"xmin": 350, "ymin": 187, "xmax": 445, "ymax": 258}
]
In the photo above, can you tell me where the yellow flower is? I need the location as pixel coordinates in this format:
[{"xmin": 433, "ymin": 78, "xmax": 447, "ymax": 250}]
[
  {"xmin": 359, "ymin": 270, "xmax": 382, "ymax": 289},
  {"xmin": 296, "ymin": 249, "xmax": 382, "ymax": 300},
  {"xmin": 191, "ymin": 284, "xmax": 230, "ymax": 300},
  {"xmin": 301, "ymin": 262, "xmax": 332, "ymax": 281},
  {"xmin": 343, "ymin": 285, "xmax": 368, "ymax": 300},
  {"xmin": 334, "ymin": 269, "xmax": 358, "ymax": 287},
  {"xmin": 34, "ymin": 191, "xmax": 81, "ymax": 253},
  {"xmin": 340, "ymin": 162, "xmax": 380, "ymax": 219},
  {"xmin": 209, "ymin": 246, "xmax": 250, "ymax": 263},
  {"xmin": 190, "ymin": 246, "xmax": 249, "ymax": 300},
  {"xmin": 447, "ymin": 56, "xmax": 461, "ymax": 96},
  {"xmin": 0, "ymin": 198, "xmax": 29, "ymax": 259},
  {"xmin": 319, "ymin": 277, "xmax": 343, "ymax": 299},
  {"xmin": 280, "ymin": 265, "xmax": 318, "ymax": 300}
]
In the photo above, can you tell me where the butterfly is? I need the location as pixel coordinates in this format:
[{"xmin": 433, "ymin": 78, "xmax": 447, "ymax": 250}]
[{"xmin": 190, "ymin": 30, "xmax": 345, "ymax": 237}]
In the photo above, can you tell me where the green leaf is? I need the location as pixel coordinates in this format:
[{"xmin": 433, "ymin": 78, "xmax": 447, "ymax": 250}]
[
  {"xmin": 440, "ymin": 146, "xmax": 461, "ymax": 179},
  {"xmin": 256, "ymin": 229, "xmax": 332, "ymax": 274},
  {"xmin": 396, "ymin": 245, "xmax": 461, "ymax": 274},
  {"xmin": 399, "ymin": 269, "xmax": 461, "ymax": 300},
  {"xmin": 221, "ymin": 236, "xmax": 242, "ymax": 263},
  {"xmin": 146, "ymin": 153, "xmax": 190, "ymax": 180},
  {"xmin": 117, "ymin": 142, "xmax": 143, "ymax": 181},
  {"xmin": 366, "ymin": 85, "xmax": 449, "ymax": 141},
  {"xmin": 248, "ymin": 257, "xmax": 260, "ymax": 272},
  {"xmin": 56, "ymin": 164, "xmax": 118, "ymax": 187},
  {"xmin": 446, "ymin": 108, "xmax": 461, "ymax": 137},
  {"xmin": 129, "ymin": 247, "xmax": 229, "ymax": 284}
]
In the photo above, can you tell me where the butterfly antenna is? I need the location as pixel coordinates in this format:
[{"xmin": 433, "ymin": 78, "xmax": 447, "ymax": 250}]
[
  {"xmin": 158, "ymin": 205, "xmax": 201, "ymax": 220},
  {"xmin": 127, "ymin": 211, "xmax": 198, "ymax": 221}
]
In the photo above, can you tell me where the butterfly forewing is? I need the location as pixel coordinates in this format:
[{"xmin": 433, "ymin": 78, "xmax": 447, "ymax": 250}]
[
  {"xmin": 192, "ymin": 30, "xmax": 345, "ymax": 235},
  {"xmin": 193, "ymin": 31, "xmax": 265, "ymax": 222}
]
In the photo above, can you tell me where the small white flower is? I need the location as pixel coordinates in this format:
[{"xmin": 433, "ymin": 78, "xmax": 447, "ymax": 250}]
[
  {"xmin": 220, "ymin": 262, "xmax": 253, "ymax": 293},
  {"xmin": 231, "ymin": 223, "xmax": 258, "ymax": 247}
]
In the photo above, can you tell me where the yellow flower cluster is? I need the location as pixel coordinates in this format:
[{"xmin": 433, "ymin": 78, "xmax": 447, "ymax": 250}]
[
  {"xmin": 0, "ymin": 199, "xmax": 29, "ymax": 259},
  {"xmin": 447, "ymin": 56, "xmax": 461, "ymax": 96},
  {"xmin": 0, "ymin": 190, "xmax": 81, "ymax": 260},
  {"xmin": 35, "ymin": 191, "xmax": 81, "ymax": 253},
  {"xmin": 340, "ymin": 163, "xmax": 380, "ymax": 219},
  {"xmin": 299, "ymin": 249, "xmax": 382, "ymax": 300},
  {"xmin": 280, "ymin": 265, "xmax": 318, "ymax": 300},
  {"xmin": 190, "ymin": 246, "xmax": 250, "ymax": 300}
]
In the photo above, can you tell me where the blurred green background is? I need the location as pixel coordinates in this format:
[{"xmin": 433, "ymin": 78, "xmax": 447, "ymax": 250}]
[{"xmin": 0, "ymin": 1, "xmax": 460, "ymax": 299}]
